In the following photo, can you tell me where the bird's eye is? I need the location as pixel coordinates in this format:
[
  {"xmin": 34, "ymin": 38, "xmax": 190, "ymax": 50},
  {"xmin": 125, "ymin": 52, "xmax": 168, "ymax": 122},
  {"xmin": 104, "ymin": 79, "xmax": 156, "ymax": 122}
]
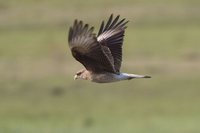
[{"xmin": 76, "ymin": 72, "xmax": 81, "ymax": 75}]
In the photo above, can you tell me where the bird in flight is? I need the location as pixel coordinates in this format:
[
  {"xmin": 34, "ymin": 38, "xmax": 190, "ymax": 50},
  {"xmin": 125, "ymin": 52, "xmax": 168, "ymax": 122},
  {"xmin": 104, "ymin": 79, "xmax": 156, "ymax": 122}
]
[{"xmin": 68, "ymin": 14, "xmax": 151, "ymax": 83}]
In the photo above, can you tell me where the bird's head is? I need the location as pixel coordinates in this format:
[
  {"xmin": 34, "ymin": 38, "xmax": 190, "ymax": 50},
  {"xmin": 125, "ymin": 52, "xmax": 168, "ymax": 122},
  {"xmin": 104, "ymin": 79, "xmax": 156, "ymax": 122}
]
[{"xmin": 74, "ymin": 69, "xmax": 88, "ymax": 80}]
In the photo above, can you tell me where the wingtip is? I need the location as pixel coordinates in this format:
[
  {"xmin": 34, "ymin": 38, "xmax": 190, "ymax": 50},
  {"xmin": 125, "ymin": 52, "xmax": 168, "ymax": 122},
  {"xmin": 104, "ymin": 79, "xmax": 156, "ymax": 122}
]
[{"xmin": 74, "ymin": 19, "xmax": 78, "ymax": 24}]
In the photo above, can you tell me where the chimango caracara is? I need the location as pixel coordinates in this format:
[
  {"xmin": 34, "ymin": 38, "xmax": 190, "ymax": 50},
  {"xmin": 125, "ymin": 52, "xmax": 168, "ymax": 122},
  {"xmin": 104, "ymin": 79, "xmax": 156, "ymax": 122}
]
[{"xmin": 68, "ymin": 14, "xmax": 151, "ymax": 83}]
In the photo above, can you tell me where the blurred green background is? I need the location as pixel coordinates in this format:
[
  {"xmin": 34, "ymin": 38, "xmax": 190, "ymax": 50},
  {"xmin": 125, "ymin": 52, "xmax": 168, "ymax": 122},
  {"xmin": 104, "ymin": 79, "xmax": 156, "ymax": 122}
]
[{"xmin": 0, "ymin": 0, "xmax": 200, "ymax": 133}]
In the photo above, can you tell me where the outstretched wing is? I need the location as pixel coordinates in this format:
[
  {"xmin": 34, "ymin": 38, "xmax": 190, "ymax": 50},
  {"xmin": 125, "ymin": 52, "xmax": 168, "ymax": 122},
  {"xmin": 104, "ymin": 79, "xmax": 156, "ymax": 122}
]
[
  {"xmin": 97, "ymin": 14, "xmax": 128, "ymax": 72},
  {"xmin": 68, "ymin": 20, "xmax": 116, "ymax": 73}
]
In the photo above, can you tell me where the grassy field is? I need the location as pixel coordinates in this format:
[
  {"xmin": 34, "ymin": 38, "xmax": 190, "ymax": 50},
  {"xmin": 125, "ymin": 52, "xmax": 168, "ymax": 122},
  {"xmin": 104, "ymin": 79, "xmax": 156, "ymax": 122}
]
[{"xmin": 0, "ymin": 0, "xmax": 200, "ymax": 133}]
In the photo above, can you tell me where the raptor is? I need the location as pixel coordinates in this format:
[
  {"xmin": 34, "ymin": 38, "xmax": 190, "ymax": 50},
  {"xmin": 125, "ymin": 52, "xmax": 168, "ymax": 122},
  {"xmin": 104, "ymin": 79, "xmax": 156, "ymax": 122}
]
[{"xmin": 68, "ymin": 14, "xmax": 151, "ymax": 83}]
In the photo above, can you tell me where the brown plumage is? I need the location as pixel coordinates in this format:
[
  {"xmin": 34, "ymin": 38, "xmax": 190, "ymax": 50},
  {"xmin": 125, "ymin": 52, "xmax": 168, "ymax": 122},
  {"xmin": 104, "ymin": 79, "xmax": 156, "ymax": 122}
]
[{"xmin": 68, "ymin": 14, "xmax": 151, "ymax": 83}]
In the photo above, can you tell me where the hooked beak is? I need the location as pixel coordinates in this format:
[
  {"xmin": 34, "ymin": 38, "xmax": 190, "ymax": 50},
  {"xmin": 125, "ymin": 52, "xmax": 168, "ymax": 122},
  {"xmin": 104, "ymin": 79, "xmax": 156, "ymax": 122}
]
[{"xmin": 74, "ymin": 75, "xmax": 78, "ymax": 80}]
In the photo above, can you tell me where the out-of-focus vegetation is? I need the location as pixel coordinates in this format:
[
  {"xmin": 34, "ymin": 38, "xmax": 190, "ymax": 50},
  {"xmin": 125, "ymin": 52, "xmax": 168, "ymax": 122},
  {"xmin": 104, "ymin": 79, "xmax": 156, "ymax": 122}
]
[{"xmin": 0, "ymin": 0, "xmax": 200, "ymax": 133}]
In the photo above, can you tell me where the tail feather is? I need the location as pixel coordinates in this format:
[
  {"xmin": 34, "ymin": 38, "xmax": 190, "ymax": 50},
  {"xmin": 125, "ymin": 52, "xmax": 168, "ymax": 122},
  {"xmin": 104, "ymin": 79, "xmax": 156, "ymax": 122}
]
[{"xmin": 126, "ymin": 73, "xmax": 151, "ymax": 80}]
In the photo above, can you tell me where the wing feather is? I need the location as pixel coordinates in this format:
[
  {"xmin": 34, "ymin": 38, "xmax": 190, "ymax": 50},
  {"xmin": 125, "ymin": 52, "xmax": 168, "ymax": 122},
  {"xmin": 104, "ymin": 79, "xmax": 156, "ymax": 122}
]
[
  {"xmin": 68, "ymin": 20, "xmax": 116, "ymax": 73},
  {"xmin": 97, "ymin": 14, "xmax": 128, "ymax": 72}
]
